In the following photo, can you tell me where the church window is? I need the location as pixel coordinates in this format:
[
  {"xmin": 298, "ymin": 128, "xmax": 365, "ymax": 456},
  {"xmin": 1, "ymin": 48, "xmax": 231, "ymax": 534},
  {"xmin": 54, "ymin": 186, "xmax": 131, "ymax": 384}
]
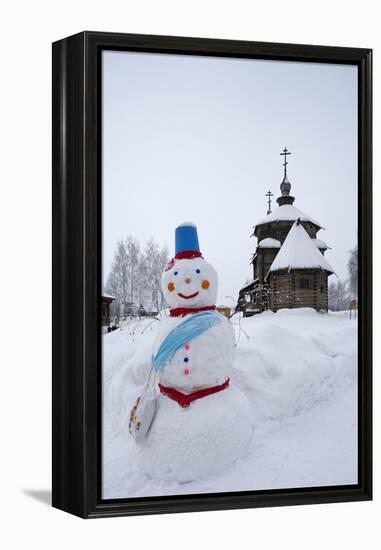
[{"xmin": 300, "ymin": 278, "xmax": 310, "ymax": 289}]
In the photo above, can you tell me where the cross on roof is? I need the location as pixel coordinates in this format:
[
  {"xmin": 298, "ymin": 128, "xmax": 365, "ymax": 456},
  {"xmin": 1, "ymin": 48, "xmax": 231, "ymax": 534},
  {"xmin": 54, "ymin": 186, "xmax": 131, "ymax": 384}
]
[
  {"xmin": 280, "ymin": 147, "xmax": 291, "ymax": 177},
  {"xmin": 266, "ymin": 189, "xmax": 274, "ymax": 215}
]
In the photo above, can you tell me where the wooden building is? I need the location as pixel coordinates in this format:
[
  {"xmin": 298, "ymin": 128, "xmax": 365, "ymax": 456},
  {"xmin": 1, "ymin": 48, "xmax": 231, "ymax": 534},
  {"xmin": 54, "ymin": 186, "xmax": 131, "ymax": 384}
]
[
  {"xmin": 101, "ymin": 292, "xmax": 115, "ymax": 326},
  {"xmin": 238, "ymin": 149, "xmax": 334, "ymax": 315},
  {"xmin": 267, "ymin": 219, "xmax": 334, "ymax": 311}
]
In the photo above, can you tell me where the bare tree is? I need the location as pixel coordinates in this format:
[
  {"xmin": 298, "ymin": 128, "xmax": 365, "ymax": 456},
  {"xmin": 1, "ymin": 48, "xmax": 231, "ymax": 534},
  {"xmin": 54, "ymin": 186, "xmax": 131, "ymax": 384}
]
[
  {"xmin": 328, "ymin": 280, "xmax": 349, "ymax": 311},
  {"xmin": 347, "ymin": 245, "xmax": 358, "ymax": 299},
  {"xmin": 126, "ymin": 236, "xmax": 140, "ymax": 304},
  {"xmin": 105, "ymin": 240, "xmax": 130, "ymax": 310},
  {"xmin": 158, "ymin": 245, "xmax": 170, "ymax": 310},
  {"xmin": 105, "ymin": 236, "xmax": 169, "ymax": 314},
  {"xmin": 136, "ymin": 254, "xmax": 149, "ymax": 307},
  {"xmin": 144, "ymin": 238, "xmax": 169, "ymax": 311}
]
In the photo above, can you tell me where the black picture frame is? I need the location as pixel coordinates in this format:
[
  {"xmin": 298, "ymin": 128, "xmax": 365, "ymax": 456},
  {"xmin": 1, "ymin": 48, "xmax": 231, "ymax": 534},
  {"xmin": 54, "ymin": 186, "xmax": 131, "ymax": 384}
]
[{"xmin": 52, "ymin": 31, "xmax": 372, "ymax": 519}]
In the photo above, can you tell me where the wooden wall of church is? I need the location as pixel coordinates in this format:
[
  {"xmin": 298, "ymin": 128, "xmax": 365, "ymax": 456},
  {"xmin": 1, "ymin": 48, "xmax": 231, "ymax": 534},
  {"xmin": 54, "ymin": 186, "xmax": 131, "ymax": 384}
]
[
  {"xmin": 256, "ymin": 220, "xmax": 319, "ymax": 244},
  {"xmin": 254, "ymin": 248, "xmax": 279, "ymax": 281},
  {"xmin": 269, "ymin": 269, "xmax": 329, "ymax": 312}
]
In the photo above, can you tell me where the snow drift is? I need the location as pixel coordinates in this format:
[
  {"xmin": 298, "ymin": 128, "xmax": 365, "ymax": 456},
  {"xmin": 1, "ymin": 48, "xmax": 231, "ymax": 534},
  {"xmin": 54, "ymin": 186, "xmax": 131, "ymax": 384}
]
[{"xmin": 102, "ymin": 308, "xmax": 357, "ymax": 498}]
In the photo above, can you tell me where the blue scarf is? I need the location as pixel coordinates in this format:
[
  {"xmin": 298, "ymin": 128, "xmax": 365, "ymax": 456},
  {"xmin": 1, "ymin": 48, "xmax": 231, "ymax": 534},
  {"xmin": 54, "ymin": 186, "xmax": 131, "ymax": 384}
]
[{"xmin": 152, "ymin": 310, "xmax": 222, "ymax": 371}]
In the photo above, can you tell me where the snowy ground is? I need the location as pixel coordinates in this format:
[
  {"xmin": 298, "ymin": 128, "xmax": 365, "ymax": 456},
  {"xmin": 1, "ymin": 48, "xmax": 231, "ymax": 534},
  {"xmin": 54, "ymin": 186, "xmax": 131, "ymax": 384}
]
[{"xmin": 102, "ymin": 308, "xmax": 358, "ymax": 499}]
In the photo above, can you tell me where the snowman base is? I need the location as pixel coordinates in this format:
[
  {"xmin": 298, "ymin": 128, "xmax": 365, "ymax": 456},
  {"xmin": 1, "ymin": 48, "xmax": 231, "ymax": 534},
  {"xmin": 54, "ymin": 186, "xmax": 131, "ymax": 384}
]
[{"xmin": 136, "ymin": 385, "xmax": 252, "ymax": 483}]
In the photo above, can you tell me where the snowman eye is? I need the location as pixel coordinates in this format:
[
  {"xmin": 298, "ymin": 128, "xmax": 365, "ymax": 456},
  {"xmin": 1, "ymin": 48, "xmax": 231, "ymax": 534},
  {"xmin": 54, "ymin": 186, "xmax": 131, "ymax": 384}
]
[
  {"xmin": 195, "ymin": 269, "xmax": 201, "ymax": 274},
  {"xmin": 174, "ymin": 271, "xmax": 178, "ymax": 276}
]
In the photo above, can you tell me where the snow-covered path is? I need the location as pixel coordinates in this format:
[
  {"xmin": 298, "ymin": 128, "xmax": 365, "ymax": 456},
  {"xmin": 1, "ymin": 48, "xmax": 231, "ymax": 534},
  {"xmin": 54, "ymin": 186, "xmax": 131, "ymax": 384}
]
[{"xmin": 102, "ymin": 309, "xmax": 357, "ymax": 498}]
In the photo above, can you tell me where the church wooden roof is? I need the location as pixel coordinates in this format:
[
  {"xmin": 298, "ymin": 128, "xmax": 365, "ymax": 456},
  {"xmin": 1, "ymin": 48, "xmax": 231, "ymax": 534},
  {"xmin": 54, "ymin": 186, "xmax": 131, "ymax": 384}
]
[{"xmin": 255, "ymin": 204, "xmax": 323, "ymax": 231}]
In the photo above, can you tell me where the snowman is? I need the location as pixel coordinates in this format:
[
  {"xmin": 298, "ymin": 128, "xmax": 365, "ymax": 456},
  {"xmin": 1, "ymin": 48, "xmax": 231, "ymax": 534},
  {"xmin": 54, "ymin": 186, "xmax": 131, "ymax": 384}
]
[{"xmin": 133, "ymin": 222, "xmax": 252, "ymax": 482}]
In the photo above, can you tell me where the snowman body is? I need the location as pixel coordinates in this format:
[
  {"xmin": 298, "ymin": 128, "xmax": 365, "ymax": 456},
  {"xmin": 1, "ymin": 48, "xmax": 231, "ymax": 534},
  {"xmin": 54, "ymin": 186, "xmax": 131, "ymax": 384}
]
[
  {"xmin": 152, "ymin": 312, "xmax": 234, "ymax": 391},
  {"xmin": 136, "ymin": 225, "xmax": 252, "ymax": 482}
]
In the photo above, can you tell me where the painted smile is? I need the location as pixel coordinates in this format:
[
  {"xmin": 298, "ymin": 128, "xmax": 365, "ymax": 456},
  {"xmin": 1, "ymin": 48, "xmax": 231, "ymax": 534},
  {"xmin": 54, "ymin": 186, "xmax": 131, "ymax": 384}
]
[{"xmin": 178, "ymin": 291, "xmax": 199, "ymax": 300}]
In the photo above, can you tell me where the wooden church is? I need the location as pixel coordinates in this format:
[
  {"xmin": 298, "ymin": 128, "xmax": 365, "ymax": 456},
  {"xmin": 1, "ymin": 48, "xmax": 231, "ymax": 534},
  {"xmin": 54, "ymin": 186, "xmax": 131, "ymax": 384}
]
[{"xmin": 238, "ymin": 148, "xmax": 334, "ymax": 316}]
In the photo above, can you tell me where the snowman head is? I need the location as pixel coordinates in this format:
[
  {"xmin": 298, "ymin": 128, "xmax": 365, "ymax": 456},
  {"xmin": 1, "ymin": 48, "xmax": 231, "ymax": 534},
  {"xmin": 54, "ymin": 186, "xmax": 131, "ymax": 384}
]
[{"xmin": 162, "ymin": 223, "xmax": 218, "ymax": 309}]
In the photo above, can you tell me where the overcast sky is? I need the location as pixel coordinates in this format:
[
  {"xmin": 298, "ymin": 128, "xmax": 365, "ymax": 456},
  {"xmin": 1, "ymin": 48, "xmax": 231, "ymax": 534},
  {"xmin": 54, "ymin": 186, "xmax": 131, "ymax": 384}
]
[{"xmin": 102, "ymin": 51, "xmax": 357, "ymax": 305}]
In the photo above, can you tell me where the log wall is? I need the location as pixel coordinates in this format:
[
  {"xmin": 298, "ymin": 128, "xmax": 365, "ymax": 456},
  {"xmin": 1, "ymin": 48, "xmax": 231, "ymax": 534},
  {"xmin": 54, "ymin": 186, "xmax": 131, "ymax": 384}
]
[
  {"xmin": 269, "ymin": 269, "xmax": 329, "ymax": 312},
  {"xmin": 256, "ymin": 220, "xmax": 319, "ymax": 244},
  {"xmin": 254, "ymin": 248, "xmax": 279, "ymax": 281}
]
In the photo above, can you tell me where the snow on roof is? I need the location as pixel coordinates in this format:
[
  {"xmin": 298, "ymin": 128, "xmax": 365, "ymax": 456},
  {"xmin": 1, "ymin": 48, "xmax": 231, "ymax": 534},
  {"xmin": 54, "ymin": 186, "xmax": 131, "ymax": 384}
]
[
  {"xmin": 269, "ymin": 221, "xmax": 334, "ymax": 274},
  {"xmin": 312, "ymin": 238, "xmax": 330, "ymax": 250},
  {"xmin": 102, "ymin": 291, "xmax": 115, "ymax": 300},
  {"xmin": 255, "ymin": 204, "xmax": 322, "ymax": 229},
  {"xmin": 240, "ymin": 278, "xmax": 258, "ymax": 291},
  {"xmin": 258, "ymin": 237, "xmax": 281, "ymax": 249}
]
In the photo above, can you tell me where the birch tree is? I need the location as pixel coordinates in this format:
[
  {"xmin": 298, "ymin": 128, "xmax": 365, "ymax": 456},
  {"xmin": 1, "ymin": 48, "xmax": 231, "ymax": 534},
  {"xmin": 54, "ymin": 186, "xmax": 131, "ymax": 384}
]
[
  {"xmin": 347, "ymin": 245, "xmax": 358, "ymax": 299},
  {"xmin": 328, "ymin": 280, "xmax": 349, "ymax": 311},
  {"xmin": 105, "ymin": 236, "xmax": 169, "ymax": 314},
  {"xmin": 125, "ymin": 236, "xmax": 140, "ymax": 304}
]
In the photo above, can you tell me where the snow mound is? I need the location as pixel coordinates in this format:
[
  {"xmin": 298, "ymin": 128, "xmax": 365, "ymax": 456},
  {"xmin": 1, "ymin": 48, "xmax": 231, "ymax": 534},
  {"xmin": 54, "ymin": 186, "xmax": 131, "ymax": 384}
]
[
  {"xmin": 231, "ymin": 308, "xmax": 356, "ymax": 424},
  {"xmin": 102, "ymin": 308, "xmax": 357, "ymax": 497}
]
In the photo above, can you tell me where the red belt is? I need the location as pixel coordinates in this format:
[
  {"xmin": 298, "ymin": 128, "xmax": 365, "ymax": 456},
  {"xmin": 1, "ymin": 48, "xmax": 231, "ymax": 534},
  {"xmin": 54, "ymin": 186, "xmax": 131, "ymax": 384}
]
[{"xmin": 158, "ymin": 378, "xmax": 230, "ymax": 408}]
